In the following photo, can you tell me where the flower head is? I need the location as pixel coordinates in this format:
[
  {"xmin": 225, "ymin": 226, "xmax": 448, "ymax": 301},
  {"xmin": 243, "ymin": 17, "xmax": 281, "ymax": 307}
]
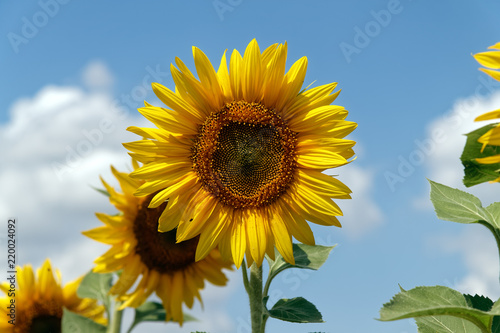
[
  {"xmin": 0, "ymin": 259, "xmax": 106, "ymax": 332},
  {"xmin": 83, "ymin": 161, "xmax": 232, "ymax": 324},
  {"xmin": 473, "ymin": 41, "xmax": 500, "ymax": 173},
  {"xmin": 124, "ymin": 39, "xmax": 356, "ymax": 268}
]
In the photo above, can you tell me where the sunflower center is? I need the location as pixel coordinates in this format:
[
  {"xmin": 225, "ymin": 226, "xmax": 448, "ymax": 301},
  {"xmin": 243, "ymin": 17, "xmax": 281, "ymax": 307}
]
[
  {"xmin": 30, "ymin": 315, "xmax": 61, "ymax": 333},
  {"xmin": 15, "ymin": 300, "xmax": 62, "ymax": 333},
  {"xmin": 133, "ymin": 195, "xmax": 198, "ymax": 273},
  {"xmin": 192, "ymin": 101, "xmax": 297, "ymax": 209}
]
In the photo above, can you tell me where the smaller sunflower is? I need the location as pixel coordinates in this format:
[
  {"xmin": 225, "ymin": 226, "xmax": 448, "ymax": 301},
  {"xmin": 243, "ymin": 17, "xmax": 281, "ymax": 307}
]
[
  {"xmin": 83, "ymin": 161, "xmax": 232, "ymax": 324},
  {"xmin": 473, "ymin": 41, "xmax": 500, "ymax": 173},
  {"xmin": 0, "ymin": 259, "xmax": 106, "ymax": 332}
]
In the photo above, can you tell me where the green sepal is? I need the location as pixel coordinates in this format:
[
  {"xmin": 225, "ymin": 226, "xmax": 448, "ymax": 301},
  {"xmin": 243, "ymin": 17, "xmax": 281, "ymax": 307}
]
[
  {"xmin": 461, "ymin": 123, "xmax": 500, "ymax": 187},
  {"xmin": 90, "ymin": 185, "xmax": 110, "ymax": 197}
]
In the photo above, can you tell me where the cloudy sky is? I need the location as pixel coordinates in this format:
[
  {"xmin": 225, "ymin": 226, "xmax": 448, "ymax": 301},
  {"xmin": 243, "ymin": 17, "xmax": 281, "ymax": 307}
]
[{"xmin": 1, "ymin": 1, "xmax": 500, "ymax": 332}]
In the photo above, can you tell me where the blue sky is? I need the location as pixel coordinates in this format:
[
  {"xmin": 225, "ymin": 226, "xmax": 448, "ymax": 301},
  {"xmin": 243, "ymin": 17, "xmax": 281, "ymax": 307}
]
[{"xmin": 1, "ymin": 1, "xmax": 500, "ymax": 332}]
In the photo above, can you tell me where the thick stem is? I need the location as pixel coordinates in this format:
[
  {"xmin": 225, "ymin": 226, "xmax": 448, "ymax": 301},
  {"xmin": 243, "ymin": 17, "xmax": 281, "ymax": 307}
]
[
  {"xmin": 108, "ymin": 302, "xmax": 123, "ymax": 333},
  {"xmin": 248, "ymin": 263, "xmax": 264, "ymax": 333}
]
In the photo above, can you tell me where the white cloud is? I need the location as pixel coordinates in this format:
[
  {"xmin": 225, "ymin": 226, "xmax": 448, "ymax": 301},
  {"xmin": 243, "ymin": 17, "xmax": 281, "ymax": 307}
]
[
  {"xmin": 413, "ymin": 90, "xmax": 500, "ymax": 209},
  {"xmin": 430, "ymin": 226, "xmax": 500, "ymax": 300},
  {"xmin": 327, "ymin": 164, "xmax": 384, "ymax": 239},
  {"xmin": 0, "ymin": 62, "xmax": 239, "ymax": 331},
  {"xmin": 82, "ymin": 60, "xmax": 114, "ymax": 90}
]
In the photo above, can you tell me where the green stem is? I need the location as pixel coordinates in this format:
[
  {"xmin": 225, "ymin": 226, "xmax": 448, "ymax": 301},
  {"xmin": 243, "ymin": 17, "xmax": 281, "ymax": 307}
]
[
  {"xmin": 479, "ymin": 220, "xmax": 500, "ymax": 285},
  {"xmin": 241, "ymin": 260, "xmax": 251, "ymax": 294},
  {"xmin": 248, "ymin": 263, "xmax": 264, "ymax": 333},
  {"xmin": 108, "ymin": 301, "xmax": 123, "ymax": 333}
]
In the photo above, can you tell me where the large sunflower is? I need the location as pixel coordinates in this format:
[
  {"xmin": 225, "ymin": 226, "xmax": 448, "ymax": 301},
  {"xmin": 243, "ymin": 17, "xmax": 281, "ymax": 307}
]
[
  {"xmin": 83, "ymin": 161, "xmax": 232, "ymax": 324},
  {"xmin": 0, "ymin": 259, "xmax": 106, "ymax": 332},
  {"xmin": 473, "ymin": 41, "xmax": 500, "ymax": 169},
  {"xmin": 124, "ymin": 39, "xmax": 356, "ymax": 268}
]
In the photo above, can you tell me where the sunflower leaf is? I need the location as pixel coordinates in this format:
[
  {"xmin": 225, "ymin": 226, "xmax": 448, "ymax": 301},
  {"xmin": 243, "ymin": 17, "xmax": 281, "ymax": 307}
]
[
  {"xmin": 461, "ymin": 123, "xmax": 500, "ymax": 187},
  {"xmin": 464, "ymin": 294, "xmax": 494, "ymax": 312},
  {"xmin": 77, "ymin": 270, "xmax": 114, "ymax": 320},
  {"xmin": 415, "ymin": 316, "xmax": 484, "ymax": 333},
  {"xmin": 267, "ymin": 297, "xmax": 323, "ymax": 323},
  {"xmin": 267, "ymin": 243, "xmax": 335, "ymax": 283},
  {"xmin": 127, "ymin": 301, "xmax": 197, "ymax": 332},
  {"xmin": 61, "ymin": 308, "xmax": 107, "ymax": 332},
  {"xmin": 379, "ymin": 286, "xmax": 499, "ymax": 332},
  {"xmin": 428, "ymin": 180, "xmax": 497, "ymax": 226}
]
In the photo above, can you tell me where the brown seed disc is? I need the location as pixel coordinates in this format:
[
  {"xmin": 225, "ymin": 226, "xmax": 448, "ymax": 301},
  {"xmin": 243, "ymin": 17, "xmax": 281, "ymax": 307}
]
[
  {"xmin": 133, "ymin": 195, "xmax": 199, "ymax": 273},
  {"xmin": 191, "ymin": 101, "xmax": 297, "ymax": 209}
]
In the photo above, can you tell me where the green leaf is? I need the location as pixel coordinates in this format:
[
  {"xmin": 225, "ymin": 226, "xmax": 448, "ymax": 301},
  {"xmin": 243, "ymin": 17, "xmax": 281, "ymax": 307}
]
[
  {"xmin": 379, "ymin": 286, "xmax": 494, "ymax": 332},
  {"xmin": 487, "ymin": 202, "xmax": 500, "ymax": 219},
  {"xmin": 267, "ymin": 297, "xmax": 323, "ymax": 323},
  {"xmin": 416, "ymin": 293, "xmax": 497, "ymax": 332},
  {"xmin": 461, "ymin": 123, "xmax": 500, "ymax": 187},
  {"xmin": 267, "ymin": 243, "xmax": 335, "ymax": 282},
  {"xmin": 415, "ymin": 315, "xmax": 483, "ymax": 333},
  {"xmin": 428, "ymin": 180, "xmax": 496, "ymax": 225},
  {"xmin": 127, "ymin": 301, "xmax": 197, "ymax": 332},
  {"xmin": 61, "ymin": 308, "xmax": 107, "ymax": 333},
  {"xmin": 77, "ymin": 271, "xmax": 113, "ymax": 319},
  {"xmin": 464, "ymin": 295, "xmax": 494, "ymax": 312}
]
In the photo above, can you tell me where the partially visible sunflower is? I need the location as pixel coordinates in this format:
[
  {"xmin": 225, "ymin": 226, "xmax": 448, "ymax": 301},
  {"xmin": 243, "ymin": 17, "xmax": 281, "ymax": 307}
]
[
  {"xmin": 0, "ymin": 259, "xmax": 106, "ymax": 332},
  {"xmin": 473, "ymin": 41, "xmax": 500, "ymax": 172},
  {"xmin": 124, "ymin": 39, "xmax": 356, "ymax": 268},
  {"xmin": 83, "ymin": 161, "xmax": 232, "ymax": 324}
]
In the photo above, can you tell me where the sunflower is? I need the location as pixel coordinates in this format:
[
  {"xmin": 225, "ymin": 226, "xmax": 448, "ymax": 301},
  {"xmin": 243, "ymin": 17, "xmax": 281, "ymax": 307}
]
[
  {"xmin": 124, "ymin": 39, "xmax": 356, "ymax": 268},
  {"xmin": 0, "ymin": 259, "xmax": 106, "ymax": 332},
  {"xmin": 473, "ymin": 41, "xmax": 500, "ymax": 171},
  {"xmin": 83, "ymin": 161, "xmax": 232, "ymax": 324}
]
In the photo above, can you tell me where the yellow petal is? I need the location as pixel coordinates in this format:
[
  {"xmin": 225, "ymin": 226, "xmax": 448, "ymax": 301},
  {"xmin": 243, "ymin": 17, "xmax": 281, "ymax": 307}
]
[
  {"xmin": 297, "ymin": 149, "xmax": 350, "ymax": 170},
  {"xmin": 478, "ymin": 126, "xmax": 500, "ymax": 148},
  {"xmin": 262, "ymin": 43, "xmax": 287, "ymax": 107},
  {"xmin": 269, "ymin": 208, "xmax": 294, "ymax": 265},
  {"xmin": 479, "ymin": 68, "xmax": 500, "ymax": 81},
  {"xmin": 296, "ymin": 169, "xmax": 352, "ymax": 199},
  {"xmin": 148, "ymin": 172, "xmax": 198, "ymax": 208},
  {"xmin": 230, "ymin": 210, "xmax": 246, "ymax": 268},
  {"xmin": 152, "ymin": 82, "xmax": 205, "ymax": 122},
  {"xmin": 489, "ymin": 42, "xmax": 500, "ymax": 50},
  {"xmin": 242, "ymin": 39, "xmax": 263, "ymax": 102},
  {"xmin": 474, "ymin": 50, "xmax": 500, "ymax": 69},
  {"xmin": 475, "ymin": 109, "xmax": 500, "ymax": 122},
  {"xmin": 195, "ymin": 205, "xmax": 229, "ymax": 261},
  {"xmin": 244, "ymin": 208, "xmax": 267, "ymax": 266},
  {"xmin": 138, "ymin": 106, "xmax": 198, "ymax": 135},
  {"xmin": 193, "ymin": 46, "xmax": 224, "ymax": 109},
  {"xmin": 476, "ymin": 154, "xmax": 500, "ymax": 164},
  {"xmin": 217, "ymin": 49, "xmax": 232, "ymax": 101},
  {"xmin": 275, "ymin": 56, "xmax": 308, "ymax": 112},
  {"xmin": 277, "ymin": 200, "xmax": 315, "ymax": 245},
  {"xmin": 229, "ymin": 49, "xmax": 243, "ymax": 101}
]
